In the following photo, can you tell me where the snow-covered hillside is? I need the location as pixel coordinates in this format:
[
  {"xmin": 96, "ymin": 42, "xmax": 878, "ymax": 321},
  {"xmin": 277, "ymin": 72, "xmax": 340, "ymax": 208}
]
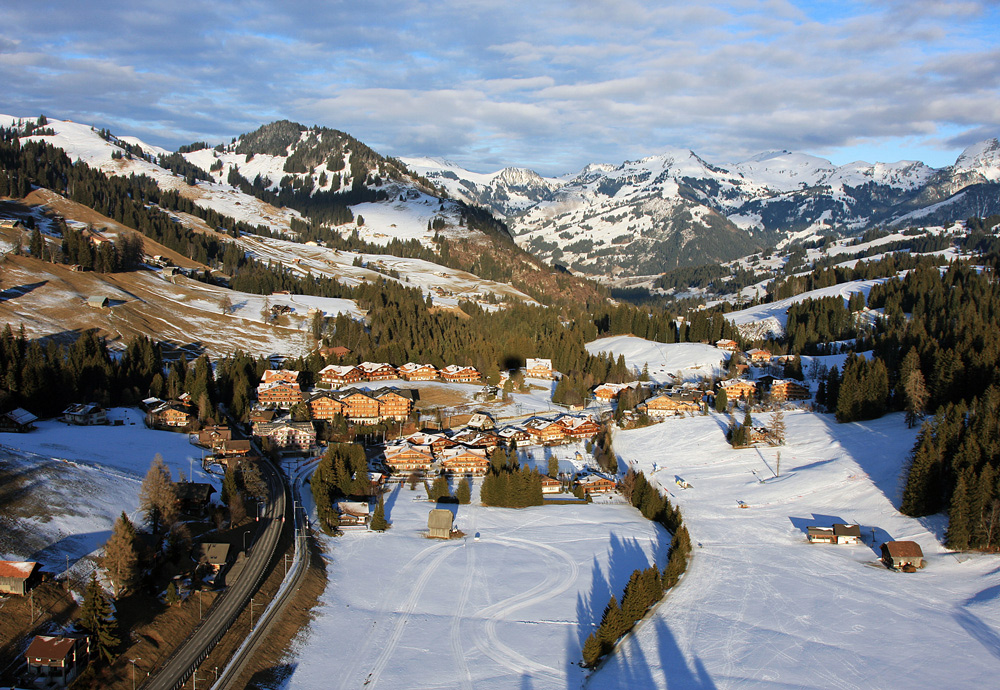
[{"xmin": 586, "ymin": 337, "xmax": 726, "ymax": 384}]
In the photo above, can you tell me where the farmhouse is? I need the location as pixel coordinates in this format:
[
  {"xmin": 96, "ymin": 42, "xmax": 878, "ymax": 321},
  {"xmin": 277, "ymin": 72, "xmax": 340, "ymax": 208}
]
[
  {"xmin": 61, "ymin": 402, "xmax": 107, "ymax": 425},
  {"xmin": 0, "ymin": 407, "xmax": 37, "ymax": 432},
  {"xmin": 25, "ymin": 635, "xmax": 90, "ymax": 688},
  {"xmin": 881, "ymin": 541, "xmax": 924, "ymax": 570},
  {"xmin": 525, "ymin": 358, "xmax": 555, "ymax": 379},
  {"xmin": 0, "ymin": 560, "xmax": 39, "ymax": 594}
]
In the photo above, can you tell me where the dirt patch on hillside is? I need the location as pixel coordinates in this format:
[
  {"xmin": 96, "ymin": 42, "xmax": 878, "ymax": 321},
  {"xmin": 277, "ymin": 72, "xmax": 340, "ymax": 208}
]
[{"xmin": 413, "ymin": 386, "xmax": 476, "ymax": 409}]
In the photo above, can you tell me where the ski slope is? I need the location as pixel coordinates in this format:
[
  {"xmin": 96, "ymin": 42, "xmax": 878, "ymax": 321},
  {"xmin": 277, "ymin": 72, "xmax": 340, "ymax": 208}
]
[{"xmin": 586, "ymin": 337, "xmax": 726, "ymax": 384}]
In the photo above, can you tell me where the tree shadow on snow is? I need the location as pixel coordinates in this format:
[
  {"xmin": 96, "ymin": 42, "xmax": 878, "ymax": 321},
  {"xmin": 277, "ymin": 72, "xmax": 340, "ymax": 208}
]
[{"xmin": 382, "ymin": 481, "xmax": 401, "ymax": 521}]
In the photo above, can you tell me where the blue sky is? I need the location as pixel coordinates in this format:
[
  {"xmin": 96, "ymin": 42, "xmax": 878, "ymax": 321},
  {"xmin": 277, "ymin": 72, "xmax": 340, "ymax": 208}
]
[{"xmin": 1, "ymin": 0, "xmax": 998, "ymax": 175}]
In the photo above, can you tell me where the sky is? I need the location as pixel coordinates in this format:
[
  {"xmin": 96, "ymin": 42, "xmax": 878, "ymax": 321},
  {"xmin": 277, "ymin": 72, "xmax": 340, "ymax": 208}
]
[{"xmin": 1, "ymin": 0, "xmax": 998, "ymax": 176}]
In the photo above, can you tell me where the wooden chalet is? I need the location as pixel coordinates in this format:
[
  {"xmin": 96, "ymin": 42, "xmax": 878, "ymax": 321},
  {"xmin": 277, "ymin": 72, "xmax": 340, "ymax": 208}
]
[
  {"xmin": 525, "ymin": 418, "xmax": 567, "ymax": 445},
  {"xmin": 384, "ymin": 443, "xmax": 434, "ymax": 473},
  {"xmin": 717, "ymin": 378, "xmax": 757, "ymax": 401},
  {"xmin": 715, "ymin": 339, "xmax": 739, "ymax": 352},
  {"xmin": 555, "ymin": 414, "xmax": 600, "ymax": 439},
  {"xmin": 254, "ymin": 421, "xmax": 317, "ymax": 451},
  {"xmin": 249, "ymin": 408, "xmax": 278, "ymax": 424},
  {"xmin": 306, "ymin": 390, "xmax": 347, "ymax": 421},
  {"xmin": 257, "ymin": 381, "xmax": 304, "ymax": 408},
  {"xmin": 196, "ymin": 542, "xmax": 230, "ymax": 572},
  {"xmin": 642, "ymin": 392, "xmax": 702, "ymax": 417},
  {"xmin": 261, "ymin": 369, "xmax": 300, "ymax": 385},
  {"xmin": 524, "ymin": 357, "xmax": 555, "ymax": 379},
  {"xmin": 149, "ymin": 401, "xmax": 196, "ymax": 428},
  {"xmin": 438, "ymin": 447, "xmax": 489, "ymax": 476},
  {"xmin": 497, "ymin": 426, "xmax": 531, "ymax": 448},
  {"xmin": 61, "ymin": 402, "xmax": 107, "ymax": 425},
  {"xmin": 0, "ymin": 407, "xmax": 37, "ymax": 432},
  {"xmin": 25, "ymin": 635, "xmax": 90, "ymax": 687},
  {"xmin": 338, "ymin": 501, "xmax": 370, "ymax": 527},
  {"xmin": 466, "ymin": 411, "xmax": 496, "ymax": 430},
  {"xmin": 336, "ymin": 389, "xmax": 382, "ymax": 423},
  {"xmin": 439, "ymin": 365, "xmax": 481, "ymax": 383},
  {"xmin": 358, "ymin": 361, "xmax": 398, "ymax": 381},
  {"xmin": 371, "ymin": 387, "xmax": 415, "ymax": 420},
  {"xmin": 173, "ymin": 482, "xmax": 216, "ymax": 515},
  {"xmin": 406, "ymin": 432, "xmax": 457, "ymax": 455},
  {"xmin": 319, "ymin": 364, "xmax": 363, "ymax": 387},
  {"xmin": 592, "ymin": 381, "xmax": 640, "ymax": 401},
  {"xmin": 397, "ymin": 362, "xmax": 439, "ymax": 381},
  {"xmin": 541, "ymin": 476, "xmax": 562, "ymax": 494},
  {"xmin": 881, "ymin": 541, "xmax": 924, "ymax": 570},
  {"xmin": 576, "ymin": 474, "xmax": 617, "ymax": 495},
  {"xmin": 769, "ymin": 379, "xmax": 810, "ymax": 402},
  {"xmin": 197, "ymin": 425, "xmax": 232, "ymax": 448},
  {"xmin": 746, "ymin": 348, "xmax": 773, "ymax": 364},
  {"xmin": 216, "ymin": 438, "xmax": 252, "ymax": 459},
  {"xmin": 833, "ymin": 524, "xmax": 862, "ymax": 544},
  {"xmin": 0, "ymin": 560, "xmax": 39, "ymax": 594}
]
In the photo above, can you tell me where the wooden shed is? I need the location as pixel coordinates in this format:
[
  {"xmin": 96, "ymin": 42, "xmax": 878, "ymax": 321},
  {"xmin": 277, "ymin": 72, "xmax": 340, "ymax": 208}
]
[
  {"xmin": 881, "ymin": 541, "xmax": 924, "ymax": 570},
  {"xmin": 428, "ymin": 509, "xmax": 454, "ymax": 539},
  {"xmin": 0, "ymin": 560, "xmax": 39, "ymax": 594}
]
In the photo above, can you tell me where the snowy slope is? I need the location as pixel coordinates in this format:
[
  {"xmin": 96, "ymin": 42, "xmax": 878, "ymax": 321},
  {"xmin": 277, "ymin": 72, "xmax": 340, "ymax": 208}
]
[
  {"xmin": 591, "ymin": 411, "xmax": 1000, "ymax": 689},
  {"xmin": 585, "ymin": 337, "xmax": 726, "ymax": 384}
]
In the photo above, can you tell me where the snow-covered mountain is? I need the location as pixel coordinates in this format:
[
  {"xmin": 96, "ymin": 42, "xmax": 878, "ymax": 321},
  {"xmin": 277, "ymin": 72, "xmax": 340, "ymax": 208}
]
[
  {"xmin": 400, "ymin": 157, "xmax": 565, "ymax": 217},
  {"xmin": 505, "ymin": 139, "xmax": 1000, "ymax": 276}
]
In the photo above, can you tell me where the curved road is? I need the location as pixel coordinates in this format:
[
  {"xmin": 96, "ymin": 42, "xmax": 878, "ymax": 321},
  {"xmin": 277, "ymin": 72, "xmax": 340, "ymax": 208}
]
[{"xmin": 141, "ymin": 456, "xmax": 288, "ymax": 690}]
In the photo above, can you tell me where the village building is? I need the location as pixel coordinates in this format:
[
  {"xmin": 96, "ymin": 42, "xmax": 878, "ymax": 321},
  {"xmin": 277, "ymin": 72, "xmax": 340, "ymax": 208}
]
[
  {"xmin": 254, "ymin": 421, "xmax": 317, "ymax": 452},
  {"xmin": 384, "ymin": 443, "xmax": 434, "ymax": 473},
  {"xmin": 641, "ymin": 392, "xmax": 703, "ymax": 418},
  {"xmin": 881, "ymin": 541, "xmax": 924, "ymax": 570},
  {"xmin": 807, "ymin": 526, "xmax": 836, "ymax": 544},
  {"xmin": 0, "ymin": 407, "xmax": 37, "ymax": 432},
  {"xmin": 428, "ymin": 509, "xmax": 454, "ymax": 539},
  {"xmin": 541, "ymin": 476, "xmax": 563, "ymax": 494},
  {"xmin": 405, "ymin": 432, "xmax": 458, "ymax": 455},
  {"xmin": 214, "ymin": 439, "xmax": 254, "ymax": 469},
  {"xmin": 497, "ymin": 426, "xmax": 532, "ymax": 448},
  {"xmin": 319, "ymin": 364, "xmax": 363, "ymax": 387},
  {"xmin": 449, "ymin": 429, "xmax": 499, "ymax": 451},
  {"xmin": 257, "ymin": 381, "xmax": 304, "ymax": 408},
  {"xmin": 61, "ymin": 402, "xmax": 107, "ymax": 425},
  {"xmin": 525, "ymin": 358, "xmax": 555, "ymax": 379},
  {"xmin": 336, "ymin": 389, "xmax": 383, "ymax": 423},
  {"xmin": 261, "ymin": 369, "xmax": 300, "ymax": 386},
  {"xmin": 173, "ymin": 482, "xmax": 216, "ymax": 515},
  {"xmin": 439, "ymin": 365, "xmax": 481, "ymax": 383},
  {"xmin": 555, "ymin": 414, "xmax": 601, "ymax": 439},
  {"xmin": 592, "ymin": 381, "xmax": 642, "ymax": 402},
  {"xmin": 715, "ymin": 339, "xmax": 739, "ymax": 352},
  {"xmin": 769, "ymin": 379, "xmax": 811, "ymax": 402},
  {"xmin": 746, "ymin": 348, "xmax": 773, "ymax": 364},
  {"xmin": 197, "ymin": 425, "xmax": 232, "ymax": 448},
  {"xmin": 306, "ymin": 390, "xmax": 347, "ymax": 421},
  {"xmin": 524, "ymin": 418, "xmax": 568, "ymax": 445},
  {"xmin": 576, "ymin": 474, "xmax": 617, "ymax": 495},
  {"xmin": 466, "ymin": 411, "xmax": 496, "ymax": 430},
  {"xmin": 148, "ymin": 401, "xmax": 196, "ymax": 428},
  {"xmin": 371, "ymin": 387, "xmax": 416, "ymax": 420},
  {"xmin": 24, "ymin": 635, "xmax": 90, "ymax": 687},
  {"xmin": 358, "ymin": 361, "xmax": 398, "ymax": 381},
  {"xmin": 438, "ymin": 446, "xmax": 489, "ymax": 476},
  {"xmin": 196, "ymin": 542, "xmax": 230, "ymax": 572},
  {"xmin": 717, "ymin": 378, "xmax": 757, "ymax": 401},
  {"xmin": 833, "ymin": 524, "xmax": 862, "ymax": 545},
  {"xmin": 338, "ymin": 501, "xmax": 371, "ymax": 527},
  {"xmin": 248, "ymin": 408, "xmax": 278, "ymax": 424},
  {"xmin": 0, "ymin": 560, "xmax": 40, "ymax": 594},
  {"xmin": 397, "ymin": 362, "xmax": 439, "ymax": 381}
]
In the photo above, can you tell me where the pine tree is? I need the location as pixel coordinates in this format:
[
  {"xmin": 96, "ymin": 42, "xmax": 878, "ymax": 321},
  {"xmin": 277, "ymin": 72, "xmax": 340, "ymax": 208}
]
[
  {"xmin": 548, "ymin": 456, "xmax": 559, "ymax": 478},
  {"xmin": 101, "ymin": 512, "xmax": 139, "ymax": 598},
  {"xmin": 581, "ymin": 632, "xmax": 603, "ymax": 667},
  {"xmin": 768, "ymin": 409, "xmax": 786, "ymax": 446},
  {"xmin": 946, "ymin": 469, "xmax": 973, "ymax": 549},
  {"xmin": 715, "ymin": 387, "xmax": 727, "ymax": 413},
  {"xmin": 370, "ymin": 495, "xmax": 388, "ymax": 531},
  {"xmin": 139, "ymin": 454, "xmax": 178, "ymax": 534},
  {"xmin": 903, "ymin": 368, "xmax": 928, "ymax": 429},
  {"xmin": 165, "ymin": 581, "xmax": 181, "ymax": 606},
  {"xmin": 430, "ymin": 474, "xmax": 450, "ymax": 501},
  {"xmin": 80, "ymin": 572, "xmax": 120, "ymax": 663},
  {"xmin": 456, "ymin": 478, "xmax": 471, "ymax": 505}
]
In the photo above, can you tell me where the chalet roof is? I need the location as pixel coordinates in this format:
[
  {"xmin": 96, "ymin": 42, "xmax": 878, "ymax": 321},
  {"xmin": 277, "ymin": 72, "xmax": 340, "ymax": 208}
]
[
  {"xmin": 62, "ymin": 402, "xmax": 103, "ymax": 415},
  {"xmin": 358, "ymin": 361, "xmax": 396, "ymax": 373},
  {"xmin": 525, "ymin": 358, "xmax": 552, "ymax": 369},
  {"xmin": 883, "ymin": 540, "xmax": 923, "ymax": 558},
  {"xmin": 319, "ymin": 364, "xmax": 361, "ymax": 376},
  {"xmin": 577, "ymin": 474, "xmax": 615, "ymax": 485},
  {"xmin": 25, "ymin": 635, "xmax": 77, "ymax": 661},
  {"xmin": 3, "ymin": 407, "xmax": 37, "ymax": 425},
  {"xmin": 0, "ymin": 560, "xmax": 38, "ymax": 579},
  {"xmin": 338, "ymin": 501, "xmax": 370, "ymax": 517},
  {"xmin": 718, "ymin": 378, "xmax": 756, "ymax": 389},
  {"xmin": 196, "ymin": 542, "xmax": 230, "ymax": 566},
  {"xmin": 398, "ymin": 362, "xmax": 437, "ymax": 373},
  {"xmin": 833, "ymin": 524, "xmax": 862, "ymax": 538},
  {"xmin": 219, "ymin": 439, "xmax": 252, "ymax": 453},
  {"xmin": 173, "ymin": 482, "xmax": 216, "ymax": 504},
  {"xmin": 438, "ymin": 446, "xmax": 488, "ymax": 460},
  {"xmin": 370, "ymin": 386, "xmax": 416, "ymax": 401}
]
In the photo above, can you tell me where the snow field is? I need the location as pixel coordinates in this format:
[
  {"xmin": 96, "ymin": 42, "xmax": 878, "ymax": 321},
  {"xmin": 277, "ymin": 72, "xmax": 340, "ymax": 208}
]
[
  {"xmin": 585, "ymin": 337, "xmax": 726, "ymax": 384},
  {"xmin": 589, "ymin": 411, "xmax": 1000, "ymax": 689}
]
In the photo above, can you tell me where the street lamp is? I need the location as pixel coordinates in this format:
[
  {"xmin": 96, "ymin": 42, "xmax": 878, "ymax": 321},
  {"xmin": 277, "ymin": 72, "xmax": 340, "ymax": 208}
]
[{"xmin": 129, "ymin": 658, "xmax": 141, "ymax": 690}]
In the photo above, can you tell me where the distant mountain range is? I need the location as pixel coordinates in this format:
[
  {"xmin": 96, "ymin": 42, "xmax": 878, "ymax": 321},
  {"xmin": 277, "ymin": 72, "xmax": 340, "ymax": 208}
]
[
  {"xmin": 6, "ymin": 113, "xmax": 998, "ymax": 279},
  {"xmin": 407, "ymin": 139, "xmax": 1000, "ymax": 276}
]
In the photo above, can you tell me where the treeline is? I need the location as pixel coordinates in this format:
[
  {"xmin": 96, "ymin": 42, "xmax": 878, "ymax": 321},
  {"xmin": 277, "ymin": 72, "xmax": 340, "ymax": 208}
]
[
  {"xmin": 785, "ymin": 292, "xmax": 867, "ymax": 354},
  {"xmin": 767, "ymin": 253, "xmax": 946, "ymax": 302},
  {"xmin": 480, "ymin": 448, "xmax": 544, "ymax": 507},
  {"xmin": 582, "ymin": 470, "xmax": 690, "ymax": 667}
]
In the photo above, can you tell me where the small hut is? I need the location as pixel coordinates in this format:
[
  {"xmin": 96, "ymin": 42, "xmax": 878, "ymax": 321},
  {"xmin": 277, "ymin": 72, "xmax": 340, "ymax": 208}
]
[{"xmin": 428, "ymin": 509, "xmax": 454, "ymax": 539}]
